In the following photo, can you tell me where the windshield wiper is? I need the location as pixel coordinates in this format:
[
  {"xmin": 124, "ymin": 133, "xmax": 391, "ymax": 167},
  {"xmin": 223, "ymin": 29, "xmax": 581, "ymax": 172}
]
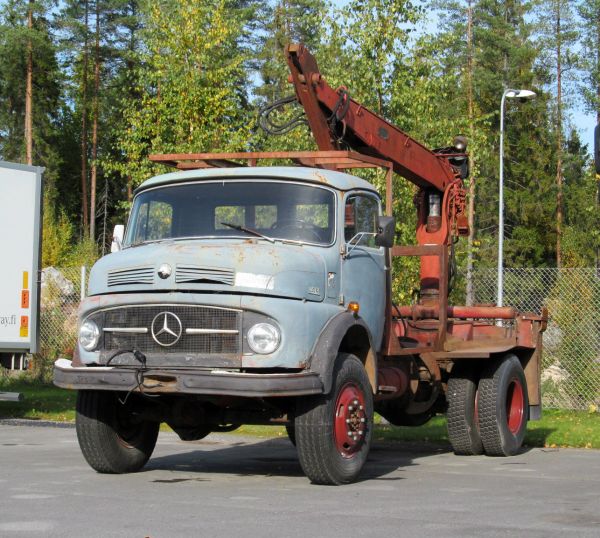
[{"xmin": 220, "ymin": 222, "xmax": 275, "ymax": 243}]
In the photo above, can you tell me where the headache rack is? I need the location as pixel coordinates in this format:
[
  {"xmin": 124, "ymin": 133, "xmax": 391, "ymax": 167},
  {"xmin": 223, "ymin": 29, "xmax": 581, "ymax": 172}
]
[{"xmin": 149, "ymin": 150, "xmax": 395, "ymax": 214}]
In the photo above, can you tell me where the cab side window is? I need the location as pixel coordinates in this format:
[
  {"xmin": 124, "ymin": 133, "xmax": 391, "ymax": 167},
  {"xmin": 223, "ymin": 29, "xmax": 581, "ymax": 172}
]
[{"xmin": 344, "ymin": 195, "xmax": 379, "ymax": 248}]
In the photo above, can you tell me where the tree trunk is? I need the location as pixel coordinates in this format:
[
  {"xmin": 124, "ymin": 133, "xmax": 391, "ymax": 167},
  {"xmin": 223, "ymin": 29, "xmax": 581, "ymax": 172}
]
[
  {"xmin": 24, "ymin": 1, "xmax": 33, "ymax": 165},
  {"xmin": 90, "ymin": 1, "xmax": 101, "ymax": 241},
  {"xmin": 466, "ymin": 0, "xmax": 476, "ymax": 305},
  {"xmin": 81, "ymin": 0, "xmax": 90, "ymax": 235},
  {"xmin": 555, "ymin": 0, "xmax": 563, "ymax": 268}
]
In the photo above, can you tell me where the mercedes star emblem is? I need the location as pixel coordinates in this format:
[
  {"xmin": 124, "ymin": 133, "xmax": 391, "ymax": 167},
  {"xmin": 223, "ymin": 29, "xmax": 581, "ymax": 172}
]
[
  {"xmin": 158, "ymin": 263, "xmax": 172, "ymax": 279},
  {"xmin": 151, "ymin": 312, "xmax": 182, "ymax": 347}
]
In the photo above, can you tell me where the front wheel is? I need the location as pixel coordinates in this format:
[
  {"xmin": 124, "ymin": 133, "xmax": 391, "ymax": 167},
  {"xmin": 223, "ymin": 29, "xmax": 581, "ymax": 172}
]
[
  {"xmin": 477, "ymin": 355, "xmax": 528, "ymax": 456},
  {"xmin": 76, "ymin": 390, "xmax": 159, "ymax": 473},
  {"xmin": 295, "ymin": 353, "xmax": 374, "ymax": 485}
]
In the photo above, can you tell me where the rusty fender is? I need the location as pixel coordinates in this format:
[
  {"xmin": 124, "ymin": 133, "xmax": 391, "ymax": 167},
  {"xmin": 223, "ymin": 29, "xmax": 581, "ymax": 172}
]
[{"xmin": 308, "ymin": 311, "xmax": 376, "ymax": 395}]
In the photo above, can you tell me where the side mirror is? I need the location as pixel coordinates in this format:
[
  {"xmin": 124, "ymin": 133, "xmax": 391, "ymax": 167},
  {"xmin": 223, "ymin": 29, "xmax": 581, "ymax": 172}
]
[
  {"xmin": 111, "ymin": 224, "xmax": 125, "ymax": 253},
  {"xmin": 375, "ymin": 215, "xmax": 395, "ymax": 248},
  {"xmin": 595, "ymin": 124, "xmax": 600, "ymax": 175}
]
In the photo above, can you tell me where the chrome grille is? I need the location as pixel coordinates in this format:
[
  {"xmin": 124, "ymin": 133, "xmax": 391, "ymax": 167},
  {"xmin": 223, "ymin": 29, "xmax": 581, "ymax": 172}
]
[
  {"xmin": 175, "ymin": 265, "xmax": 235, "ymax": 286},
  {"xmin": 100, "ymin": 305, "xmax": 241, "ymax": 355},
  {"xmin": 108, "ymin": 267, "xmax": 154, "ymax": 287}
]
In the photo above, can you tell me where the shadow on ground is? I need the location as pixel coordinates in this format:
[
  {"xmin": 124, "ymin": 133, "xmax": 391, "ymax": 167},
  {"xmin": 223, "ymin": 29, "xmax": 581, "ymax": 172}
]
[{"xmin": 145, "ymin": 436, "xmax": 453, "ymax": 483}]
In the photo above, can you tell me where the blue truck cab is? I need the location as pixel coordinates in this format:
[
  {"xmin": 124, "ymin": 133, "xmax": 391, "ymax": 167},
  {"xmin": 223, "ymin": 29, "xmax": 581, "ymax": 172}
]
[{"xmin": 55, "ymin": 165, "xmax": 393, "ymax": 484}]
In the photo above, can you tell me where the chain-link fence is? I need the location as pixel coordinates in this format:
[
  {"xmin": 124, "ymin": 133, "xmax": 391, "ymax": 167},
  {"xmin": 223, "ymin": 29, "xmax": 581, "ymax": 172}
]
[
  {"xmin": 34, "ymin": 266, "xmax": 600, "ymax": 410},
  {"xmin": 473, "ymin": 268, "xmax": 600, "ymax": 410},
  {"xmin": 36, "ymin": 267, "xmax": 87, "ymax": 376}
]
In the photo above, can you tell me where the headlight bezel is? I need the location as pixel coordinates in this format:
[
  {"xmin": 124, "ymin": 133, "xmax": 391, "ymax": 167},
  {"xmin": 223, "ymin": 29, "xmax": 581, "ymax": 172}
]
[
  {"xmin": 246, "ymin": 322, "xmax": 281, "ymax": 355},
  {"xmin": 79, "ymin": 318, "xmax": 101, "ymax": 351}
]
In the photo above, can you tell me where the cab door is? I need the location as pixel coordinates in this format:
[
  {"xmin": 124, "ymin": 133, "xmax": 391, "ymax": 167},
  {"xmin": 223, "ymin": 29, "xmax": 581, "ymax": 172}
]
[{"xmin": 340, "ymin": 192, "xmax": 386, "ymax": 349}]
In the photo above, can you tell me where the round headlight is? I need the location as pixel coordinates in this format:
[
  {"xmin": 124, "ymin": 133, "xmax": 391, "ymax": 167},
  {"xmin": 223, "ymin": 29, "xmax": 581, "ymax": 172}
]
[
  {"xmin": 79, "ymin": 319, "xmax": 100, "ymax": 351},
  {"xmin": 247, "ymin": 323, "xmax": 280, "ymax": 354}
]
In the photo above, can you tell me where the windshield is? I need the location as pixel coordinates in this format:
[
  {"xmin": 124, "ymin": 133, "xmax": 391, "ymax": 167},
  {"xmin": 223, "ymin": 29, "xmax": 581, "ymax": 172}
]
[{"xmin": 125, "ymin": 180, "xmax": 336, "ymax": 247}]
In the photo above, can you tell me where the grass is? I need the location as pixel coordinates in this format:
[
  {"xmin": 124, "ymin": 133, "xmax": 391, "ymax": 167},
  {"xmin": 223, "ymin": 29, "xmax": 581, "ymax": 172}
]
[
  {"xmin": 1, "ymin": 376, "xmax": 599, "ymax": 449},
  {"xmin": 0, "ymin": 377, "xmax": 76, "ymax": 422}
]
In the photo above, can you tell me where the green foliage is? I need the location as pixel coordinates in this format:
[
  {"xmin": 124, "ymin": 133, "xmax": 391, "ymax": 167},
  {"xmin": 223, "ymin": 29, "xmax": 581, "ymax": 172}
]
[
  {"xmin": 561, "ymin": 131, "xmax": 600, "ymax": 267},
  {"xmin": 577, "ymin": 1, "xmax": 600, "ymax": 115},
  {"xmin": 65, "ymin": 238, "xmax": 99, "ymax": 267},
  {"xmin": 254, "ymin": 0, "xmax": 326, "ymax": 102},
  {"xmin": 42, "ymin": 193, "xmax": 75, "ymax": 268},
  {"xmin": 112, "ymin": 0, "xmax": 258, "ymax": 188},
  {"xmin": 0, "ymin": 0, "xmax": 64, "ymax": 211},
  {"xmin": 42, "ymin": 191, "xmax": 99, "ymax": 268}
]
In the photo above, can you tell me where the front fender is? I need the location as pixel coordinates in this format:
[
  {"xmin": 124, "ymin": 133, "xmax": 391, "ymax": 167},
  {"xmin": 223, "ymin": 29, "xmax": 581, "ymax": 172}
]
[{"xmin": 308, "ymin": 311, "xmax": 377, "ymax": 394}]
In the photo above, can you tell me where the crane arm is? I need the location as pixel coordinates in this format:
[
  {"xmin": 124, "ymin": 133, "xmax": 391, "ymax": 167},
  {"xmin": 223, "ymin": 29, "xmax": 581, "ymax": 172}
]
[{"xmin": 285, "ymin": 43, "xmax": 462, "ymax": 192}]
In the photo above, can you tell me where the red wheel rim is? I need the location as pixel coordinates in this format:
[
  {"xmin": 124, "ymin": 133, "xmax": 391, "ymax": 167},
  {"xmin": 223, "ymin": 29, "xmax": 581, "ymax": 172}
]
[
  {"xmin": 506, "ymin": 378, "xmax": 525, "ymax": 435},
  {"xmin": 333, "ymin": 382, "xmax": 367, "ymax": 458}
]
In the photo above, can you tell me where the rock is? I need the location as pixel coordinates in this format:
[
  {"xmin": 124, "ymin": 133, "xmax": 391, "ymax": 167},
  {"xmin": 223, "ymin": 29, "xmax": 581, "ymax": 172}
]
[
  {"xmin": 40, "ymin": 267, "xmax": 76, "ymax": 309},
  {"xmin": 541, "ymin": 364, "xmax": 569, "ymax": 384}
]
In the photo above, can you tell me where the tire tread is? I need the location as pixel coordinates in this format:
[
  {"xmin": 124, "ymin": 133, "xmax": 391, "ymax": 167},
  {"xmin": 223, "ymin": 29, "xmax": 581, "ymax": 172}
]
[
  {"xmin": 477, "ymin": 355, "xmax": 527, "ymax": 457},
  {"xmin": 295, "ymin": 354, "xmax": 373, "ymax": 485},
  {"xmin": 76, "ymin": 390, "xmax": 159, "ymax": 474},
  {"xmin": 447, "ymin": 368, "xmax": 483, "ymax": 455}
]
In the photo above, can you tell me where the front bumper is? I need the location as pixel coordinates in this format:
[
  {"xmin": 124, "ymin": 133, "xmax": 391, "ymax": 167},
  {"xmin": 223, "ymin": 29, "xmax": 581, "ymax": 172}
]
[{"xmin": 53, "ymin": 359, "xmax": 323, "ymax": 398}]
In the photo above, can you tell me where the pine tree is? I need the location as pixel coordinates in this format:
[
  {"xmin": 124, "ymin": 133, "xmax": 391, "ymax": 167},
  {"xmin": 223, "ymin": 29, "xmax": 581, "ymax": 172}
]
[
  {"xmin": 469, "ymin": 0, "xmax": 555, "ymax": 268},
  {"xmin": 561, "ymin": 130, "xmax": 600, "ymax": 266},
  {"xmin": 535, "ymin": 0, "xmax": 579, "ymax": 267},
  {"xmin": 0, "ymin": 0, "xmax": 61, "ymax": 167},
  {"xmin": 56, "ymin": 0, "xmax": 94, "ymax": 234},
  {"xmin": 578, "ymin": 0, "xmax": 600, "ymax": 272},
  {"xmin": 255, "ymin": 0, "xmax": 326, "ymax": 103}
]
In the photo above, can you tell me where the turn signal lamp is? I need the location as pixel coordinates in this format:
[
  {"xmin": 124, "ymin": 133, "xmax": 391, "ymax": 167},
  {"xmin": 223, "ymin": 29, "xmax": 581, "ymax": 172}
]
[{"xmin": 348, "ymin": 302, "xmax": 360, "ymax": 315}]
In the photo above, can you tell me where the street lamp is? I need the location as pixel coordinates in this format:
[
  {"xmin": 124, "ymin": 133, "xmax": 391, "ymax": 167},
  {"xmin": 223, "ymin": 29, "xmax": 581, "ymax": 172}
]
[{"xmin": 497, "ymin": 88, "xmax": 536, "ymax": 308}]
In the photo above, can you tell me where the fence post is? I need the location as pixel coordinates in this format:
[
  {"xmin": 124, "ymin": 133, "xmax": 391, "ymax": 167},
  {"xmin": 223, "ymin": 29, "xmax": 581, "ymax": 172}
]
[{"xmin": 80, "ymin": 265, "xmax": 86, "ymax": 301}]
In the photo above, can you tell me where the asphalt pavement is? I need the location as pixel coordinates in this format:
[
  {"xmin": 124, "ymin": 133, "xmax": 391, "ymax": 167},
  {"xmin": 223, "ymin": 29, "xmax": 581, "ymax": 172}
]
[{"xmin": 1, "ymin": 423, "xmax": 599, "ymax": 537}]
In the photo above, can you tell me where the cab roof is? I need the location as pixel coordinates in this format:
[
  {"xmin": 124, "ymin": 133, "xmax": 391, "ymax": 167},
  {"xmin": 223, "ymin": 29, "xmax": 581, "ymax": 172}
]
[{"xmin": 135, "ymin": 166, "xmax": 379, "ymax": 195}]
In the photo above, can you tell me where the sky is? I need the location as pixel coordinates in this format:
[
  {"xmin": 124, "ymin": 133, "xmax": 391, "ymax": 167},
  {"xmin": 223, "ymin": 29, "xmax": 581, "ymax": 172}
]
[{"xmin": 573, "ymin": 111, "xmax": 595, "ymax": 151}]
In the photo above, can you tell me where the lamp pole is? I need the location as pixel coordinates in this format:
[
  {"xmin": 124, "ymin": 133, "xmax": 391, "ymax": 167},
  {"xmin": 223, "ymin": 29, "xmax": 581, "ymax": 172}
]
[{"xmin": 497, "ymin": 88, "xmax": 536, "ymax": 307}]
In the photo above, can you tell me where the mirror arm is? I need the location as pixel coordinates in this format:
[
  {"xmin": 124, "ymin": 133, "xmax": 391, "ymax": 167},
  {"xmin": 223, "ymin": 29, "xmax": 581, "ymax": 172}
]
[{"xmin": 344, "ymin": 231, "xmax": 376, "ymax": 258}]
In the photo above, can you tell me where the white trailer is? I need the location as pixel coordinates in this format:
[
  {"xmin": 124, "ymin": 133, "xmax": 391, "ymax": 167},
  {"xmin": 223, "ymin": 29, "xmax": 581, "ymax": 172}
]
[{"xmin": 0, "ymin": 161, "xmax": 44, "ymax": 373}]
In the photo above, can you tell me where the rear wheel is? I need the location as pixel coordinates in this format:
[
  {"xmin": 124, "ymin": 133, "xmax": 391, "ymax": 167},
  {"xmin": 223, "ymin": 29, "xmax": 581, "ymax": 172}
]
[
  {"xmin": 477, "ymin": 355, "xmax": 528, "ymax": 456},
  {"xmin": 295, "ymin": 353, "xmax": 374, "ymax": 485},
  {"xmin": 76, "ymin": 390, "xmax": 159, "ymax": 473},
  {"xmin": 446, "ymin": 364, "xmax": 483, "ymax": 455}
]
